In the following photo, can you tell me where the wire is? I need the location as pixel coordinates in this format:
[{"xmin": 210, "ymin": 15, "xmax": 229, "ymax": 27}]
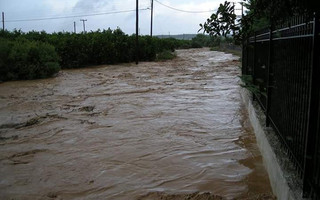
[
  {"xmin": 154, "ymin": 0, "xmax": 216, "ymax": 13},
  {"xmin": 5, "ymin": 8, "xmax": 149, "ymax": 23}
]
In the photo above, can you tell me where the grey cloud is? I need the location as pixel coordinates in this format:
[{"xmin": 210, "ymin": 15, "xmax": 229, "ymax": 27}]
[{"xmin": 73, "ymin": 0, "xmax": 110, "ymax": 12}]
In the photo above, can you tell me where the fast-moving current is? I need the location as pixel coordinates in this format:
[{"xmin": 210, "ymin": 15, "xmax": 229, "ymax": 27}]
[{"xmin": 0, "ymin": 48, "xmax": 273, "ymax": 200}]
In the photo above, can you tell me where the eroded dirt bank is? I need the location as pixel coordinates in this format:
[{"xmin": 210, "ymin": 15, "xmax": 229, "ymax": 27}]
[{"xmin": 0, "ymin": 48, "xmax": 274, "ymax": 200}]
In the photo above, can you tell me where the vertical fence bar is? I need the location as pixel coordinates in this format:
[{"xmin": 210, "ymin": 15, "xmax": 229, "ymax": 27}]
[
  {"xmin": 246, "ymin": 37, "xmax": 249, "ymax": 75},
  {"xmin": 252, "ymin": 33, "xmax": 257, "ymax": 101},
  {"xmin": 266, "ymin": 26, "xmax": 273, "ymax": 127},
  {"xmin": 303, "ymin": 12, "xmax": 320, "ymax": 197},
  {"xmin": 253, "ymin": 32, "xmax": 256, "ymax": 84},
  {"xmin": 242, "ymin": 38, "xmax": 246, "ymax": 75}
]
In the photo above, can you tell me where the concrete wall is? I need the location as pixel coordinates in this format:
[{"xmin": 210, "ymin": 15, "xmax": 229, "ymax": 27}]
[{"xmin": 240, "ymin": 87, "xmax": 304, "ymax": 200}]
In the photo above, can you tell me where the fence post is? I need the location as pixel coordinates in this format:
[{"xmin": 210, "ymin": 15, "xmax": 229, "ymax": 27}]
[
  {"xmin": 303, "ymin": 12, "xmax": 320, "ymax": 197},
  {"xmin": 242, "ymin": 39, "xmax": 245, "ymax": 75},
  {"xmin": 246, "ymin": 37, "xmax": 249, "ymax": 75},
  {"xmin": 252, "ymin": 32, "xmax": 257, "ymax": 101},
  {"xmin": 266, "ymin": 26, "xmax": 273, "ymax": 127}
]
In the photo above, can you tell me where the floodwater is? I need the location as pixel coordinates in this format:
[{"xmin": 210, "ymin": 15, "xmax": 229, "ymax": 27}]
[{"xmin": 0, "ymin": 48, "xmax": 273, "ymax": 200}]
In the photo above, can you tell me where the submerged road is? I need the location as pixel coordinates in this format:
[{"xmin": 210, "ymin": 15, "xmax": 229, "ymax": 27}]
[{"xmin": 0, "ymin": 48, "xmax": 273, "ymax": 200}]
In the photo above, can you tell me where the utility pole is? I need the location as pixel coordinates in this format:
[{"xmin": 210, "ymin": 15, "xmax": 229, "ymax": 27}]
[
  {"xmin": 135, "ymin": 0, "xmax": 139, "ymax": 64},
  {"xmin": 80, "ymin": 19, "xmax": 87, "ymax": 33},
  {"xmin": 241, "ymin": 2, "xmax": 244, "ymax": 17},
  {"xmin": 232, "ymin": 2, "xmax": 235, "ymax": 37},
  {"xmin": 74, "ymin": 21, "xmax": 76, "ymax": 33},
  {"xmin": 2, "ymin": 12, "xmax": 4, "ymax": 31},
  {"xmin": 150, "ymin": 0, "xmax": 154, "ymax": 37}
]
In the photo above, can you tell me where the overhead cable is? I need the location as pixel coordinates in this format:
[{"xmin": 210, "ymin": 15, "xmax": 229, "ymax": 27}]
[
  {"xmin": 5, "ymin": 8, "xmax": 149, "ymax": 22},
  {"xmin": 154, "ymin": 0, "xmax": 215, "ymax": 13}
]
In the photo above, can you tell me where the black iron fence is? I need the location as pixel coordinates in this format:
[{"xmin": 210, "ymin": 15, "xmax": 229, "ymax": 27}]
[{"xmin": 242, "ymin": 13, "xmax": 320, "ymax": 199}]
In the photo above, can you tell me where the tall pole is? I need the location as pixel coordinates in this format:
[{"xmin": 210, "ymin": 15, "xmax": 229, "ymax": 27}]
[
  {"xmin": 150, "ymin": 0, "xmax": 154, "ymax": 37},
  {"xmin": 241, "ymin": 2, "xmax": 244, "ymax": 17},
  {"xmin": 74, "ymin": 21, "xmax": 76, "ymax": 33},
  {"xmin": 135, "ymin": 0, "xmax": 139, "ymax": 64},
  {"xmin": 80, "ymin": 19, "xmax": 87, "ymax": 33},
  {"xmin": 232, "ymin": 2, "xmax": 235, "ymax": 37},
  {"xmin": 241, "ymin": 2, "xmax": 244, "ymax": 76},
  {"xmin": 2, "ymin": 12, "xmax": 4, "ymax": 31},
  {"xmin": 303, "ymin": 12, "xmax": 320, "ymax": 197}
]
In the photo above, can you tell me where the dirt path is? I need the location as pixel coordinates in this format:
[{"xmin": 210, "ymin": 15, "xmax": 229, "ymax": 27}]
[{"xmin": 0, "ymin": 48, "xmax": 274, "ymax": 200}]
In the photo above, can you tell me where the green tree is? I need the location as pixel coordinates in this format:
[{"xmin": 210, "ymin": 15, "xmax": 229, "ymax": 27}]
[
  {"xmin": 200, "ymin": 0, "xmax": 319, "ymax": 42},
  {"xmin": 199, "ymin": 1, "xmax": 238, "ymax": 38},
  {"xmin": 240, "ymin": 0, "xmax": 319, "ymax": 38}
]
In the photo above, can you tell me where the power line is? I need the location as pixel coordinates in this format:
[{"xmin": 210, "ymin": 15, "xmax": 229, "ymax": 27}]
[
  {"xmin": 5, "ymin": 8, "xmax": 149, "ymax": 23},
  {"xmin": 154, "ymin": 0, "xmax": 215, "ymax": 13}
]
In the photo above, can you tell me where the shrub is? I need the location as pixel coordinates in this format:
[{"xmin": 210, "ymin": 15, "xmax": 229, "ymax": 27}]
[
  {"xmin": 0, "ymin": 38, "xmax": 60, "ymax": 81},
  {"xmin": 0, "ymin": 28, "xmax": 190, "ymax": 81},
  {"xmin": 156, "ymin": 50, "xmax": 177, "ymax": 61},
  {"xmin": 191, "ymin": 40, "xmax": 203, "ymax": 48}
]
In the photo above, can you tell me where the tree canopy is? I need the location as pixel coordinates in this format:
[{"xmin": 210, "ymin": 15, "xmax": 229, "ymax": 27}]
[
  {"xmin": 199, "ymin": 1, "xmax": 238, "ymax": 38},
  {"xmin": 200, "ymin": 0, "xmax": 319, "ymax": 40}
]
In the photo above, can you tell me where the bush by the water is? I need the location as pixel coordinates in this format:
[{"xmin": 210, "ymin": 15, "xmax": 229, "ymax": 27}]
[
  {"xmin": 191, "ymin": 34, "xmax": 220, "ymax": 48},
  {"xmin": 156, "ymin": 50, "xmax": 177, "ymax": 61},
  {"xmin": 0, "ymin": 29, "xmax": 192, "ymax": 81},
  {"xmin": 0, "ymin": 38, "xmax": 60, "ymax": 81},
  {"xmin": 1, "ymin": 29, "xmax": 190, "ymax": 67}
]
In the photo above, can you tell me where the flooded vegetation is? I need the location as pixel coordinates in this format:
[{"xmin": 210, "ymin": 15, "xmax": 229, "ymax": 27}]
[{"xmin": 0, "ymin": 48, "xmax": 273, "ymax": 199}]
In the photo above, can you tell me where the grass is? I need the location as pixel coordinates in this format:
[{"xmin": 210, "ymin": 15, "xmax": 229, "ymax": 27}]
[
  {"xmin": 239, "ymin": 74, "xmax": 260, "ymax": 95},
  {"xmin": 156, "ymin": 50, "xmax": 177, "ymax": 61}
]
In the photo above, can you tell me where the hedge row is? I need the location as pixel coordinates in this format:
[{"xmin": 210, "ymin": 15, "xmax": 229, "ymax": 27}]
[
  {"xmin": 0, "ymin": 28, "xmax": 192, "ymax": 81},
  {"xmin": 1, "ymin": 29, "xmax": 191, "ymax": 67},
  {"xmin": 0, "ymin": 38, "xmax": 60, "ymax": 81}
]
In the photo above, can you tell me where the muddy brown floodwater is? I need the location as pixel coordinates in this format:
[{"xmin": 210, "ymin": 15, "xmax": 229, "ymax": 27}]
[{"xmin": 0, "ymin": 48, "xmax": 274, "ymax": 200}]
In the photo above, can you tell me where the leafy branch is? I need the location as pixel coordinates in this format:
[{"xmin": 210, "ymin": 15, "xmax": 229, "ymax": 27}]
[{"xmin": 199, "ymin": 1, "xmax": 239, "ymax": 38}]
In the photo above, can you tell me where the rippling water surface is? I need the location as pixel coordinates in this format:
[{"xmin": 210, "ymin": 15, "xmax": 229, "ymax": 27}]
[{"xmin": 0, "ymin": 48, "xmax": 272, "ymax": 199}]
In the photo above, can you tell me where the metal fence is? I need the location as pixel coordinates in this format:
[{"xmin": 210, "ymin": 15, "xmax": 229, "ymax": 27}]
[{"xmin": 242, "ymin": 13, "xmax": 320, "ymax": 199}]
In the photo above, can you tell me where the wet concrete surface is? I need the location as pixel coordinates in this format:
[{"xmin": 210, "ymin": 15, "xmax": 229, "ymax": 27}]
[{"xmin": 0, "ymin": 48, "xmax": 273, "ymax": 200}]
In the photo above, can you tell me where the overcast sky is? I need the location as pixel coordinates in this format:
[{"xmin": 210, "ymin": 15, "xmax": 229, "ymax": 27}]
[{"xmin": 0, "ymin": 0, "xmax": 242, "ymax": 35}]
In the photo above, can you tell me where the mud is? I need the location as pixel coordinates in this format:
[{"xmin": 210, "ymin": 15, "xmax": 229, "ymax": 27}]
[{"xmin": 0, "ymin": 48, "xmax": 274, "ymax": 200}]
